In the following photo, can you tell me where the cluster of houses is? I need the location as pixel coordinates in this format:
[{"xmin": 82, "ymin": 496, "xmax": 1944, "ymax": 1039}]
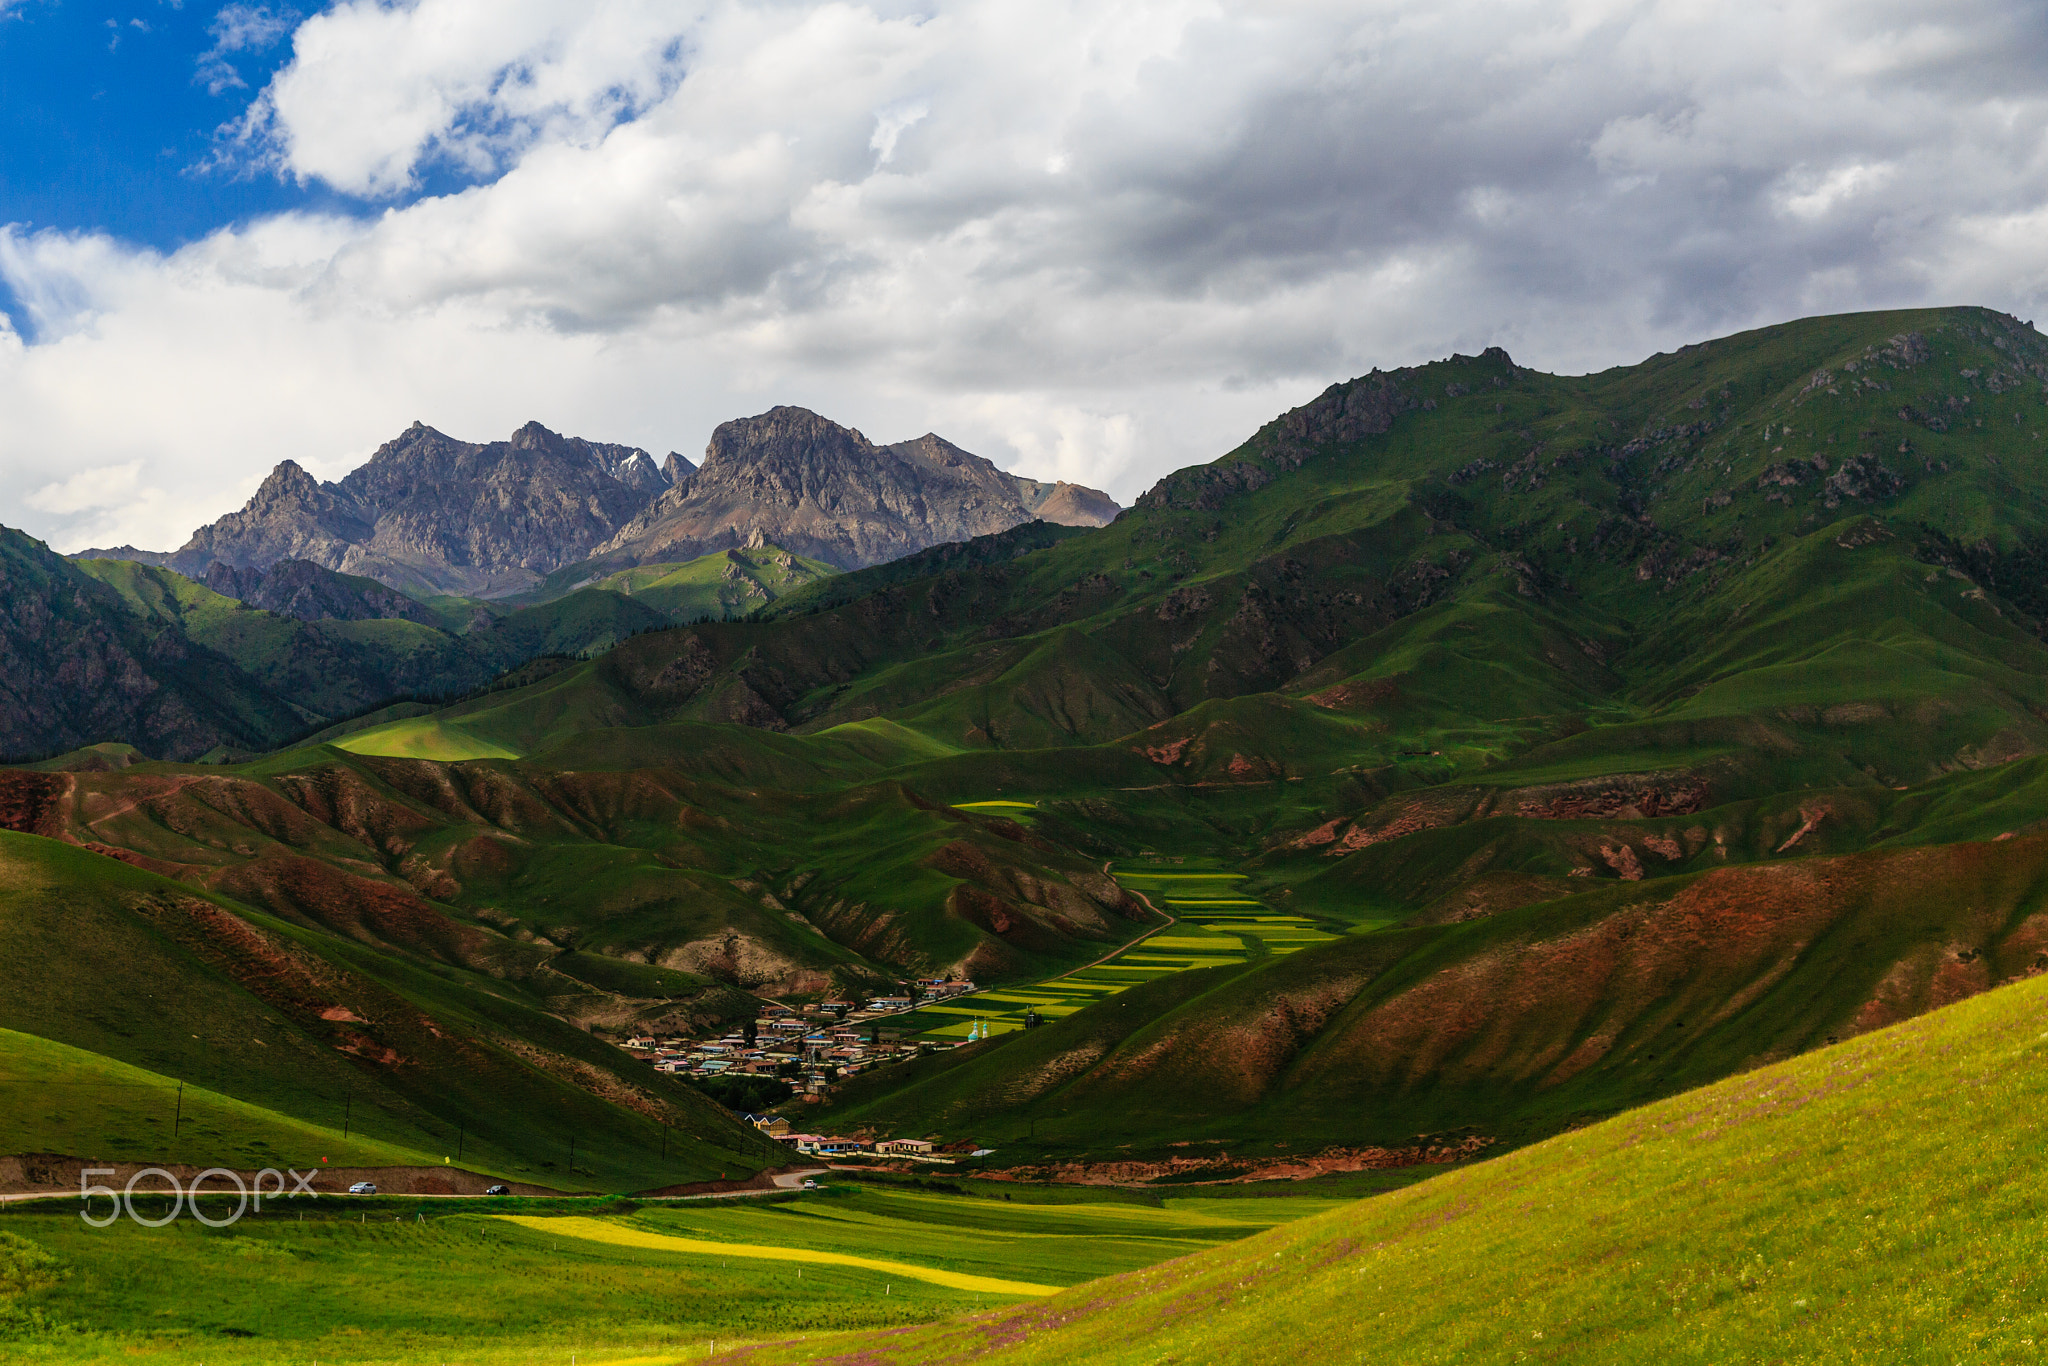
[
  {"xmin": 620, "ymin": 980, "xmax": 977, "ymax": 1100},
  {"xmin": 742, "ymin": 1113, "xmax": 991, "ymax": 1161}
]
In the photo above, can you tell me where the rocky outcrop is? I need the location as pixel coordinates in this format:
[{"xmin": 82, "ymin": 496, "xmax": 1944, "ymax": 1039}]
[
  {"xmin": 201, "ymin": 559, "xmax": 440, "ymax": 626},
  {"xmin": 597, "ymin": 408, "xmax": 1120, "ymax": 570},
  {"xmin": 172, "ymin": 459, "xmax": 370, "ymax": 575},
  {"xmin": 1025, "ymin": 481, "xmax": 1122, "ymax": 527},
  {"xmin": 164, "ymin": 421, "xmax": 678, "ymax": 597},
  {"xmin": 71, "ymin": 545, "xmax": 174, "ymax": 567}
]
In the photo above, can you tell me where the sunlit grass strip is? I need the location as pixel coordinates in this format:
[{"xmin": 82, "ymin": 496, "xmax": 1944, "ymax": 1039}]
[
  {"xmin": 1122, "ymin": 877, "xmax": 1244, "ymax": 882},
  {"xmin": 506, "ymin": 1217, "xmax": 1060, "ymax": 1297}
]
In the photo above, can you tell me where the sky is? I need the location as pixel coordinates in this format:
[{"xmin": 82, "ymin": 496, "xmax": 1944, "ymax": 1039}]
[{"xmin": 4, "ymin": 1, "xmax": 2048, "ymax": 555}]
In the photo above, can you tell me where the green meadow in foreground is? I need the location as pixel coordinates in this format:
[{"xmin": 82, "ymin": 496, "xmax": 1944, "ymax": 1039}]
[
  {"xmin": 733, "ymin": 969, "xmax": 2048, "ymax": 1366},
  {"xmin": 0, "ymin": 1181, "xmax": 1332, "ymax": 1362}
]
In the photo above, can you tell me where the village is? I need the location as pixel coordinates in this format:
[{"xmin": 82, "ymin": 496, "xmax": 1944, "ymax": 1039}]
[{"xmin": 621, "ymin": 977, "xmax": 997, "ymax": 1157}]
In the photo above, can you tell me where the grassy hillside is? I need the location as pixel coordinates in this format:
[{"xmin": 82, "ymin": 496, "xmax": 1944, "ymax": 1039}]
[
  {"xmin": 823, "ymin": 822, "xmax": 2048, "ymax": 1161},
  {"xmin": 0, "ymin": 531, "xmax": 306, "ymax": 763},
  {"xmin": 0, "ymin": 830, "xmax": 783, "ymax": 1190},
  {"xmin": 326, "ymin": 309, "xmax": 2048, "ymax": 798},
  {"xmin": 71, "ymin": 558, "xmax": 493, "ymax": 722},
  {"xmin": 518, "ymin": 543, "xmax": 839, "ymax": 617},
  {"xmin": 738, "ymin": 966, "xmax": 2048, "ymax": 1364},
  {"xmin": 0, "ymin": 1027, "xmax": 442, "ymax": 1172},
  {"xmin": 37, "ymin": 551, "xmax": 829, "ymax": 762}
]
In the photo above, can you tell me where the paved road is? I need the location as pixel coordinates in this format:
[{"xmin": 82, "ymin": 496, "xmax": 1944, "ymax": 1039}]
[{"xmin": 657, "ymin": 1167, "xmax": 828, "ymax": 1201}]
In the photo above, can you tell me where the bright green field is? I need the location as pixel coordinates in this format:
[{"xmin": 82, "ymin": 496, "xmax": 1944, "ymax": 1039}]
[
  {"xmin": 0, "ymin": 1181, "xmax": 1334, "ymax": 1362},
  {"xmin": 331, "ymin": 714, "xmax": 522, "ymax": 760},
  {"xmin": 729, "ymin": 967, "xmax": 2048, "ymax": 1365},
  {"xmin": 904, "ymin": 862, "xmax": 1335, "ymax": 1040}
]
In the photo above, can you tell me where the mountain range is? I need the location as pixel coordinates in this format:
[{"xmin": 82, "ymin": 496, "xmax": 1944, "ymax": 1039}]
[
  {"xmin": 85, "ymin": 409, "xmax": 1120, "ymax": 601},
  {"xmin": 9, "ymin": 303, "xmax": 2048, "ymax": 1199}
]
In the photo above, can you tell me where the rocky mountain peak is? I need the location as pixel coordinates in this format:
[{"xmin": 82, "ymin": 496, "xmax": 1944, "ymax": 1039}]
[
  {"xmin": 253, "ymin": 459, "xmax": 324, "ymax": 505},
  {"xmin": 597, "ymin": 406, "xmax": 1121, "ymax": 570},
  {"xmin": 165, "ymin": 420, "xmax": 676, "ymax": 597},
  {"xmin": 509, "ymin": 420, "xmax": 558, "ymax": 451},
  {"xmin": 889, "ymin": 433, "xmax": 984, "ymax": 474},
  {"xmin": 697, "ymin": 406, "xmax": 876, "ymax": 485}
]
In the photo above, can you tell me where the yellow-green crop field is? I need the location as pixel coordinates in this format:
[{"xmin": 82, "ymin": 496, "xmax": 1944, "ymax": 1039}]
[{"xmin": 902, "ymin": 862, "xmax": 1336, "ymax": 1040}]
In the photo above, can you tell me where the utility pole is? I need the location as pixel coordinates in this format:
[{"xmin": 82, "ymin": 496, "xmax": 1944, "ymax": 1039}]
[
  {"xmin": 344, "ymin": 1096, "xmax": 352, "ymax": 1139},
  {"xmin": 569, "ymin": 1136, "xmax": 577, "ymax": 1171},
  {"xmin": 172, "ymin": 1082, "xmax": 184, "ymax": 1142},
  {"xmin": 457, "ymin": 1123, "xmax": 464, "ymax": 1162}
]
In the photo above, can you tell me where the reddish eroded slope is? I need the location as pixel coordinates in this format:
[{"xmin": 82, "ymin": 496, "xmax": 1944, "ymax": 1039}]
[
  {"xmin": 0, "ymin": 750, "xmax": 1148, "ymax": 999},
  {"xmin": 1321, "ymin": 835, "xmax": 2045, "ymax": 1126},
  {"xmin": 1289, "ymin": 835, "xmax": 2048, "ymax": 1104},
  {"xmin": 838, "ymin": 831, "xmax": 2048, "ymax": 1155},
  {"xmin": 0, "ymin": 771, "xmax": 67, "ymax": 839}
]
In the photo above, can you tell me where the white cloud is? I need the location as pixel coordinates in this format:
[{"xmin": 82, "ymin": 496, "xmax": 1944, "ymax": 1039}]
[
  {"xmin": 6, "ymin": 0, "xmax": 2048, "ymax": 555},
  {"xmin": 870, "ymin": 97, "xmax": 929, "ymax": 166},
  {"xmin": 197, "ymin": 4, "xmax": 299, "ymax": 96},
  {"xmin": 25, "ymin": 461, "xmax": 143, "ymax": 516}
]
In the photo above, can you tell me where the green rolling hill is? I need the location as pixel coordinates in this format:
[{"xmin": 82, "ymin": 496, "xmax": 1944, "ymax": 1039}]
[
  {"xmin": 735, "ymin": 967, "xmax": 2048, "ymax": 1365},
  {"xmin": 0, "ymin": 539, "xmax": 842, "ymax": 766},
  {"xmin": 0, "ymin": 830, "xmax": 782, "ymax": 1190},
  {"xmin": 513, "ymin": 542, "xmax": 839, "ymax": 617}
]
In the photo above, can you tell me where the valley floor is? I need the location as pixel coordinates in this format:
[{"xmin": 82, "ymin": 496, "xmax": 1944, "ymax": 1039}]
[{"xmin": 0, "ymin": 1178, "xmax": 1345, "ymax": 1363}]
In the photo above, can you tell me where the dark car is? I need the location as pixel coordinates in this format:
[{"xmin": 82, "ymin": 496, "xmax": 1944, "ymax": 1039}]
[{"xmin": 484, "ymin": 1184, "xmax": 511, "ymax": 1196}]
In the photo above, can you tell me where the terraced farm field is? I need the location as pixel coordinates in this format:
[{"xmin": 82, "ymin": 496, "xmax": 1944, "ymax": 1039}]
[{"xmin": 901, "ymin": 863, "xmax": 1338, "ymax": 1040}]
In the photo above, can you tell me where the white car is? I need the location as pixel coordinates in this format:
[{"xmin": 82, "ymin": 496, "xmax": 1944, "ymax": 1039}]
[
  {"xmin": 347, "ymin": 1182, "xmax": 377, "ymax": 1195},
  {"xmin": 802, "ymin": 1179, "xmax": 818, "ymax": 1189}
]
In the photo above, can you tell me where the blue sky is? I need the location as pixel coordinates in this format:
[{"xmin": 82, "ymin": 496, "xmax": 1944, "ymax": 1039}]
[
  {"xmin": 0, "ymin": 1, "xmax": 478, "ymax": 337},
  {"xmin": 3, "ymin": 0, "xmax": 2046, "ymax": 555},
  {"xmin": 2, "ymin": 3, "xmax": 305, "ymax": 247}
]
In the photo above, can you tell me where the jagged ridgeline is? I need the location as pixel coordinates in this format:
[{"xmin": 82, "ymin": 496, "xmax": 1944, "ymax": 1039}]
[{"xmin": 10, "ymin": 304, "xmax": 2048, "ymax": 1173}]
